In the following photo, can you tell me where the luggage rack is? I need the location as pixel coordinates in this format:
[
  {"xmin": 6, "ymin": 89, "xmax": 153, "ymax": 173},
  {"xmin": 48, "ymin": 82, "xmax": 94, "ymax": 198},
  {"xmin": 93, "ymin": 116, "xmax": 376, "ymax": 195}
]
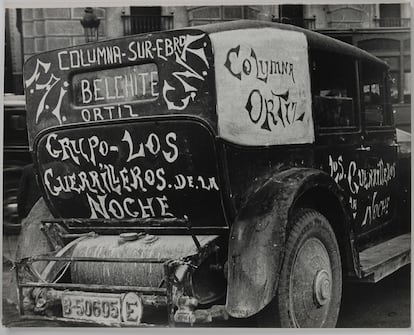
[{"xmin": 15, "ymin": 254, "xmax": 185, "ymax": 327}]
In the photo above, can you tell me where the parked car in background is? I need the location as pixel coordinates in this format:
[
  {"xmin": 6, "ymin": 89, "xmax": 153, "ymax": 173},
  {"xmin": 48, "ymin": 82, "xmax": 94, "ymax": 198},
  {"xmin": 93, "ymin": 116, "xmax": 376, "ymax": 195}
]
[{"xmin": 3, "ymin": 94, "xmax": 32, "ymax": 234}]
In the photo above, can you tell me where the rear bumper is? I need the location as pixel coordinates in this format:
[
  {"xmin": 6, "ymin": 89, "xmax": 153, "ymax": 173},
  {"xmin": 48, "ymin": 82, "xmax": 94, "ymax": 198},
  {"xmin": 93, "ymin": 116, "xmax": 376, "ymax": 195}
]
[
  {"xmin": 15, "ymin": 255, "xmax": 175, "ymax": 326},
  {"xmin": 15, "ymin": 241, "xmax": 228, "ymax": 326}
]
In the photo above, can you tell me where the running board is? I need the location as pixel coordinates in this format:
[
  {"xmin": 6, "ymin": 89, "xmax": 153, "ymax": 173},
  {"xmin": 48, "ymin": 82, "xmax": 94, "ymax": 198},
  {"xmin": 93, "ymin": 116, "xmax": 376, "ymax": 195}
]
[{"xmin": 358, "ymin": 233, "xmax": 411, "ymax": 283}]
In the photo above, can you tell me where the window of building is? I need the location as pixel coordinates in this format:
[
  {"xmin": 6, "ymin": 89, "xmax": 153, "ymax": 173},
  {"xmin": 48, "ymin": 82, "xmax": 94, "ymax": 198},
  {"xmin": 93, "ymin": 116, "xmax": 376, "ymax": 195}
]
[
  {"xmin": 130, "ymin": 7, "xmax": 161, "ymax": 16},
  {"xmin": 403, "ymin": 73, "xmax": 411, "ymax": 103},
  {"xmin": 190, "ymin": 6, "xmax": 220, "ymax": 20},
  {"xmin": 311, "ymin": 51, "xmax": 358, "ymax": 130},
  {"xmin": 379, "ymin": 4, "xmax": 402, "ymax": 27},
  {"xmin": 403, "ymin": 40, "xmax": 411, "ymax": 103},
  {"xmin": 188, "ymin": 6, "xmax": 258, "ymax": 26},
  {"xmin": 223, "ymin": 6, "xmax": 243, "ymax": 19},
  {"xmin": 4, "ymin": 10, "xmax": 14, "ymax": 93},
  {"xmin": 124, "ymin": 7, "xmax": 172, "ymax": 35},
  {"xmin": 358, "ymin": 38, "xmax": 399, "ymax": 51},
  {"xmin": 361, "ymin": 61, "xmax": 392, "ymax": 127},
  {"xmin": 276, "ymin": 5, "xmax": 312, "ymax": 28},
  {"xmin": 279, "ymin": 5, "xmax": 304, "ymax": 20},
  {"xmin": 379, "ymin": 4, "xmax": 401, "ymax": 18}
]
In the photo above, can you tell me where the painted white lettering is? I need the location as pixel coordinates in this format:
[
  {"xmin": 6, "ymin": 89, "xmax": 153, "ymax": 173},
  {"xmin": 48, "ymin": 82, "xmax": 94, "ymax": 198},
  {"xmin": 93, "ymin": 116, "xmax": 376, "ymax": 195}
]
[
  {"xmin": 122, "ymin": 130, "xmax": 145, "ymax": 163},
  {"xmin": 163, "ymin": 132, "xmax": 178, "ymax": 163},
  {"xmin": 128, "ymin": 41, "xmax": 138, "ymax": 61},
  {"xmin": 81, "ymin": 80, "xmax": 92, "ymax": 104},
  {"xmin": 87, "ymin": 193, "xmax": 109, "ymax": 219},
  {"xmin": 157, "ymin": 195, "xmax": 173, "ymax": 217},
  {"xmin": 58, "ymin": 51, "xmax": 69, "ymax": 70},
  {"xmin": 124, "ymin": 197, "xmax": 138, "ymax": 217},
  {"xmin": 92, "ymin": 79, "xmax": 104, "ymax": 101},
  {"xmin": 44, "ymin": 168, "xmax": 59, "ymax": 196},
  {"xmin": 209, "ymin": 177, "xmax": 219, "ymax": 191},
  {"xmin": 348, "ymin": 161, "xmax": 359, "ymax": 194},
  {"xmin": 46, "ymin": 133, "xmax": 61, "ymax": 158},
  {"xmin": 174, "ymin": 174, "xmax": 186, "ymax": 190},
  {"xmin": 151, "ymin": 71, "xmax": 158, "ymax": 96},
  {"xmin": 156, "ymin": 168, "xmax": 167, "ymax": 191},
  {"xmin": 108, "ymin": 199, "xmax": 124, "ymax": 219},
  {"xmin": 81, "ymin": 108, "xmax": 91, "ymax": 121},
  {"xmin": 138, "ymin": 197, "xmax": 155, "ymax": 218}
]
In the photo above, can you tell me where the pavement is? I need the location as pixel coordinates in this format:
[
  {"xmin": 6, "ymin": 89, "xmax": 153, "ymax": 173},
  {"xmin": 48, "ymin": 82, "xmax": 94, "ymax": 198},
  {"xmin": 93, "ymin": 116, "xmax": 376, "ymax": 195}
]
[
  {"xmin": 1, "ymin": 259, "xmax": 410, "ymax": 328},
  {"xmin": 337, "ymin": 265, "xmax": 411, "ymax": 328}
]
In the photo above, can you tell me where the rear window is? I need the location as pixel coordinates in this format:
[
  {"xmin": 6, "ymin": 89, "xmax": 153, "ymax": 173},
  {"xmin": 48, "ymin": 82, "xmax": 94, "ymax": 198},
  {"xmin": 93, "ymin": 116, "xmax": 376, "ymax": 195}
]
[
  {"xmin": 72, "ymin": 63, "xmax": 159, "ymax": 106},
  {"xmin": 23, "ymin": 30, "xmax": 215, "ymax": 150}
]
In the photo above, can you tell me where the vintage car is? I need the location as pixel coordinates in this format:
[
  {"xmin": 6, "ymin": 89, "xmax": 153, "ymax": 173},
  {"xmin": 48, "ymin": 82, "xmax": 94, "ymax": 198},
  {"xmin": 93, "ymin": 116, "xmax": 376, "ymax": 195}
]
[
  {"xmin": 3, "ymin": 94, "xmax": 33, "ymax": 235},
  {"xmin": 3, "ymin": 94, "xmax": 42, "ymax": 265},
  {"xmin": 15, "ymin": 20, "xmax": 410, "ymax": 327}
]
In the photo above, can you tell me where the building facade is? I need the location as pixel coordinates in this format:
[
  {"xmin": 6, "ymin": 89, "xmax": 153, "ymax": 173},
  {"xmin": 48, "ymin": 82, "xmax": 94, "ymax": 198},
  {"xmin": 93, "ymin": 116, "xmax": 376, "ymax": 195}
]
[{"xmin": 4, "ymin": 3, "xmax": 411, "ymax": 128}]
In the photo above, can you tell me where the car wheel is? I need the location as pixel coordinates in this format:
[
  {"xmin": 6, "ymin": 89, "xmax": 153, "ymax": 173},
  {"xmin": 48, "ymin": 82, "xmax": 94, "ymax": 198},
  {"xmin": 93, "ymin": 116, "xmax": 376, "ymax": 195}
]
[{"xmin": 259, "ymin": 208, "xmax": 342, "ymax": 328}]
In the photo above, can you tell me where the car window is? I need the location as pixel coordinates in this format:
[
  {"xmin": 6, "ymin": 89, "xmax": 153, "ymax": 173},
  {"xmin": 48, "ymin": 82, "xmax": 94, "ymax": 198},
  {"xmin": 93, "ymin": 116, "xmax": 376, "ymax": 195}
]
[
  {"xmin": 311, "ymin": 51, "xmax": 358, "ymax": 130},
  {"xmin": 361, "ymin": 61, "xmax": 392, "ymax": 127}
]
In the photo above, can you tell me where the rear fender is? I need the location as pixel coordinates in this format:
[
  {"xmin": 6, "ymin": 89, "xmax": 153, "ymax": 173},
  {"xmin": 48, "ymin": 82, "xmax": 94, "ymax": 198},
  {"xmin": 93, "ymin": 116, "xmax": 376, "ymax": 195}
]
[{"xmin": 225, "ymin": 167, "xmax": 349, "ymax": 318}]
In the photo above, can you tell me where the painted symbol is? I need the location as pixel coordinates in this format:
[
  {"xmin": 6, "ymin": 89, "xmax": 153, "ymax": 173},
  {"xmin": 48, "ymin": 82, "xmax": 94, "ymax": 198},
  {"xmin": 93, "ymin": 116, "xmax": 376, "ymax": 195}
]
[
  {"xmin": 25, "ymin": 58, "xmax": 68, "ymax": 125},
  {"xmin": 163, "ymin": 34, "xmax": 209, "ymax": 111},
  {"xmin": 25, "ymin": 59, "xmax": 51, "ymax": 88}
]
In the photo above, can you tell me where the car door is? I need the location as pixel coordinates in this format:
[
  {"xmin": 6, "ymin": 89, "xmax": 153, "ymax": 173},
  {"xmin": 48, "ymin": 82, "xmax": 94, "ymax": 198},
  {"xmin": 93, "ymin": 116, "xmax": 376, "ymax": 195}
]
[
  {"xmin": 311, "ymin": 51, "xmax": 364, "ymax": 226},
  {"xmin": 357, "ymin": 60, "xmax": 399, "ymax": 238}
]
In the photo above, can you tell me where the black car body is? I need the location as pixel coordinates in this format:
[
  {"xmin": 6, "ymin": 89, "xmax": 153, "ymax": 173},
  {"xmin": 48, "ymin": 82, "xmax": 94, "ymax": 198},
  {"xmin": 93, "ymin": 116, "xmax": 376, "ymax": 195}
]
[{"xmin": 15, "ymin": 20, "xmax": 410, "ymax": 327}]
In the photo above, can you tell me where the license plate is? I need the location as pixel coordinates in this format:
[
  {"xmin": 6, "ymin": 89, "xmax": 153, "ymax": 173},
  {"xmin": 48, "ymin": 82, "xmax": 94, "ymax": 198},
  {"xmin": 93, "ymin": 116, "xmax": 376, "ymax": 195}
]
[{"xmin": 62, "ymin": 291, "xmax": 142, "ymax": 325}]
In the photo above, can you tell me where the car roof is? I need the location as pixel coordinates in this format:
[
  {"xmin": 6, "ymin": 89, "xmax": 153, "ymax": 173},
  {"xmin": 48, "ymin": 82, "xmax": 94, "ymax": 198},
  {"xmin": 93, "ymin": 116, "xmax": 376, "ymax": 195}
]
[{"xmin": 196, "ymin": 20, "xmax": 388, "ymax": 69}]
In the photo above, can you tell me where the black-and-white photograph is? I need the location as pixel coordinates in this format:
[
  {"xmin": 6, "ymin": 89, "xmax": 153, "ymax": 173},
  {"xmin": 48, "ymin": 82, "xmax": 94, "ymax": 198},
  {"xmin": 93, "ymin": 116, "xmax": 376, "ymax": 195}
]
[{"xmin": 2, "ymin": 1, "xmax": 411, "ymax": 329}]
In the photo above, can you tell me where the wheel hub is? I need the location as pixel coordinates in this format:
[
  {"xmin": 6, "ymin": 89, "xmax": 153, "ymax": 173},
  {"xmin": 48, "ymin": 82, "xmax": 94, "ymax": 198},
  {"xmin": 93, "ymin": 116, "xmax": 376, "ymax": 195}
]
[
  {"xmin": 288, "ymin": 237, "xmax": 333, "ymax": 327},
  {"xmin": 314, "ymin": 269, "xmax": 331, "ymax": 306}
]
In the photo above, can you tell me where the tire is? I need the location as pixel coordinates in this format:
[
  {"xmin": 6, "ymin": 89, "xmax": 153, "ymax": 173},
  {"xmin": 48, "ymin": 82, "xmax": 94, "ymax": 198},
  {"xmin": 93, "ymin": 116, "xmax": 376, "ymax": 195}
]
[{"xmin": 259, "ymin": 208, "xmax": 342, "ymax": 328}]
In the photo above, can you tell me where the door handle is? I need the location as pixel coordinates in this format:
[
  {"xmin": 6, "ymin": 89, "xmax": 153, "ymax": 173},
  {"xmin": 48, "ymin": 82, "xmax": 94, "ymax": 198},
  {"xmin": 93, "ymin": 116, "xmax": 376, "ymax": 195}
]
[{"xmin": 356, "ymin": 146, "xmax": 371, "ymax": 152}]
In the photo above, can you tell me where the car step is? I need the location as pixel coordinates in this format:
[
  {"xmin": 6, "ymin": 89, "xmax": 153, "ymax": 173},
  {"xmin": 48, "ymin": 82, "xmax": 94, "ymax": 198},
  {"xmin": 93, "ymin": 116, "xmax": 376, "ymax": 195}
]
[{"xmin": 358, "ymin": 233, "xmax": 411, "ymax": 283}]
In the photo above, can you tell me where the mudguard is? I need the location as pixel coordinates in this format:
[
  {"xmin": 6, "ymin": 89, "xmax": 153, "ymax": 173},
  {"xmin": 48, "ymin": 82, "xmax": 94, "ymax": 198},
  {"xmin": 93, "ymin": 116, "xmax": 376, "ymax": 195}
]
[{"xmin": 225, "ymin": 167, "xmax": 348, "ymax": 318}]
